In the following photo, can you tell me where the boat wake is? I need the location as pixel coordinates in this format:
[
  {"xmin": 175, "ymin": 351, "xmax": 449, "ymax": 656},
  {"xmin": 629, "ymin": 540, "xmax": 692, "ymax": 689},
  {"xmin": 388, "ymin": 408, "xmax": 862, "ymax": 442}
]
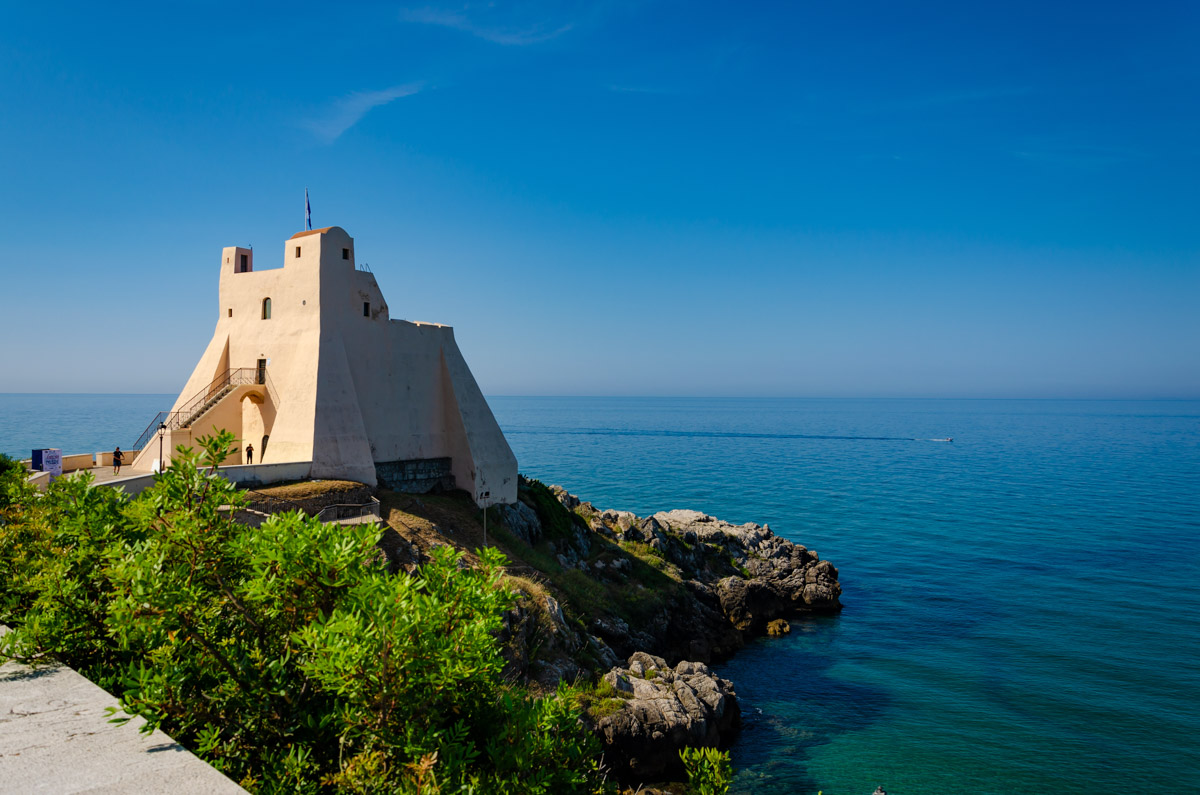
[{"xmin": 510, "ymin": 428, "xmax": 954, "ymax": 443}]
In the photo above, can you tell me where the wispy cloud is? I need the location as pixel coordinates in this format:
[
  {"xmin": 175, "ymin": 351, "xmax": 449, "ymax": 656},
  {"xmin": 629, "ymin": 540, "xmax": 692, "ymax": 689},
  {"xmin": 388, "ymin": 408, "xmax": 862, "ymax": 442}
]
[
  {"xmin": 400, "ymin": 6, "xmax": 573, "ymax": 45},
  {"xmin": 304, "ymin": 83, "xmax": 425, "ymax": 144}
]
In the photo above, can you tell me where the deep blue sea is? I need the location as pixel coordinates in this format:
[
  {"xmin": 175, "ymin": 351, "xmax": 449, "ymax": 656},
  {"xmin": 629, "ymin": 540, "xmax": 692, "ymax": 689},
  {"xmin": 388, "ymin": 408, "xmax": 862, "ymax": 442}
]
[{"xmin": 3, "ymin": 395, "xmax": 1198, "ymax": 793}]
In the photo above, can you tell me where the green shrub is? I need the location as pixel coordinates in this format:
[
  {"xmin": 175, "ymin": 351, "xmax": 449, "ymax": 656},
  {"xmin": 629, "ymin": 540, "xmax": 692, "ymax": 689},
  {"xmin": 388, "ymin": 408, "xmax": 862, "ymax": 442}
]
[
  {"xmin": 680, "ymin": 746, "xmax": 733, "ymax": 795},
  {"xmin": 518, "ymin": 477, "xmax": 581, "ymax": 539},
  {"xmin": 0, "ymin": 432, "xmax": 608, "ymax": 794},
  {"xmin": 0, "ymin": 453, "xmax": 28, "ymax": 512}
]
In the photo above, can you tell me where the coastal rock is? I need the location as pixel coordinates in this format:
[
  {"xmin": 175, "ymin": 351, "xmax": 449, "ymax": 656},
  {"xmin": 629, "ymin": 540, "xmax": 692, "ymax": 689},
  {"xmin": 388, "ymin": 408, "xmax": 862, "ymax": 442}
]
[
  {"xmin": 653, "ymin": 509, "xmax": 841, "ymax": 623},
  {"xmin": 498, "ymin": 476, "xmax": 841, "ymax": 719},
  {"xmin": 496, "ymin": 500, "xmax": 542, "ymax": 545},
  {"xmin": 498, "ymin": 596, "xmax": 595, "ymax": 690},
  {"xmin": 767, "ymin": 618, "xmax": 790, "ymax": 636},
  {"xmin": 543, "ymin": 487, "xmax": 841, "ymax": 659},
  {"xmin": 589, "ymin": 653, "xmax": 741, "ymax": 783}
]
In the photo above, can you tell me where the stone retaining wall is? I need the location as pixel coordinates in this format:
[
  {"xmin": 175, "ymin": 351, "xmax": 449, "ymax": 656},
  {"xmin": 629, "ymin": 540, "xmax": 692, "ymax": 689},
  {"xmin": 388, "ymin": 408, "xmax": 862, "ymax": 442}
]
[{"xmin": 375, "ymin": 457, "xmax": 456, "ymax": 493}]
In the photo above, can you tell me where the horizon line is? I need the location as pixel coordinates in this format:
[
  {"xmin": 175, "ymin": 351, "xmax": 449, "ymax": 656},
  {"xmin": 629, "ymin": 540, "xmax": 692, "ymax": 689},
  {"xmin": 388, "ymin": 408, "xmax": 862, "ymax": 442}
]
[{"xmin": 2, "ymin": 392, "xmax": 1198, "ymax": 402}]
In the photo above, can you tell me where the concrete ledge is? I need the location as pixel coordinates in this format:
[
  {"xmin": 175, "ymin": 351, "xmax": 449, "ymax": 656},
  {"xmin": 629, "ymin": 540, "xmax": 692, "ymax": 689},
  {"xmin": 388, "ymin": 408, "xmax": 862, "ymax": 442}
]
[
  {"xmin": 90, "ymin": 461, "xmax": 315, "ymax": 498},
  {"xmin": 0, "ymin": 628, "xmax": 245, "ymax": 794},
  {"xmin": 214, "ymin": 461, "xmax": 312, "ymax": 488},
  {"xmin": 61, "ymin": 453, "xmax": 96, "ymax": 473},
  {"xmin": 101, "ymin": 472, "xmax": 158, "ymax": 497},
  {"xmin": 96, "ymin": 449, "xmax": 140, "ymax": 468},
  {"xmin": 25, "ymin": 471, "xmax": 51, "ymax": 489}
]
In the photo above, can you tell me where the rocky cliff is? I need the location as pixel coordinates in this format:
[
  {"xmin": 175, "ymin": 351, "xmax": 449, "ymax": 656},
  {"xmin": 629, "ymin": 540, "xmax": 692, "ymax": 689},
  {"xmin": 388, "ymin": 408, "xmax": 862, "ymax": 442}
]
[
  {"xmin": 495, "ymin": 478, "xmax": 841, "ymax": 671},
  {"xmin": 370, "ymin": 477, "xmax": 841, "ymax": 786},
  {"xmin": 485, "ymin": 476, "xmax": 842, "ymax": 784}
]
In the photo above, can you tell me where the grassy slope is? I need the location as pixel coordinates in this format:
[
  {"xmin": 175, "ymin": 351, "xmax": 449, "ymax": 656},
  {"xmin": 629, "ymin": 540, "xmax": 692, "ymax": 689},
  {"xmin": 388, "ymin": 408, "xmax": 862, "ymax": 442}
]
[{"xmin": 378, "ymin": 482, "xmax": 690, "ymax": 640}]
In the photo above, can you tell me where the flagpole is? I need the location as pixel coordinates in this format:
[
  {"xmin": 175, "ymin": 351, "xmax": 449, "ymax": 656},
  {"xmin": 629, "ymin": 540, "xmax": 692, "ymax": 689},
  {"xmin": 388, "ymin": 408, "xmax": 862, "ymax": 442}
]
[{"xmin": 305, "ymin": 188, "xmax": 312, "ymax": 231}]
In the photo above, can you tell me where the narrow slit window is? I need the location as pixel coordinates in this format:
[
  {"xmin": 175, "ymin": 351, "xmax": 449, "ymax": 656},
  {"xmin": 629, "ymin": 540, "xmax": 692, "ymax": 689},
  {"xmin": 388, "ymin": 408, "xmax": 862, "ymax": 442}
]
[
  {"xmin": 262, "ymin": 297, "xmax": 272, "ymax": 320},
  {"xmin": 343, "ymin": 248, "xmax": 350, "ymax": 260},
  {"xmin": 228, "ymin": 308, "xmax": 233, "ymax": 317},
  {"xmin": 363, "ymin": 302, "xmax": 370, "ymax": 317},
  {"xmin": 295, "ymin": 246, "xmax": 301, "ymax": 258}
]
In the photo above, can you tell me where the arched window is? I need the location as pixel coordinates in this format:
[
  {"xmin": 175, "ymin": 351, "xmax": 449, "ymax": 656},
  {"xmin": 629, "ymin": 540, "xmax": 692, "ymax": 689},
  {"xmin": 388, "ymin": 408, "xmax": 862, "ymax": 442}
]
[{"xmin": 262, "ymin": 297, "xmax": 272, "ymax": 319}]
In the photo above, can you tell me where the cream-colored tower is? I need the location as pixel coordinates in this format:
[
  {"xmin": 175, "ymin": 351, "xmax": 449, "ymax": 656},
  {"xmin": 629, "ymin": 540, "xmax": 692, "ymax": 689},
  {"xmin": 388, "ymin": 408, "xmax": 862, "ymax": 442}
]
[{"xmin": 132, "ymin": 226, "xmax": 517, "ymax": 505}]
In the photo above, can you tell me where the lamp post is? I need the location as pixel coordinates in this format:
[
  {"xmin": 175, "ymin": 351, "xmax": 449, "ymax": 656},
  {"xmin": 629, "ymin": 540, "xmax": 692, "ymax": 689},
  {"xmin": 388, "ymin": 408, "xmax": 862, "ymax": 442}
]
[{"xmin": 157, "ymin": 423, "xmax": 166, "ymax": 474}]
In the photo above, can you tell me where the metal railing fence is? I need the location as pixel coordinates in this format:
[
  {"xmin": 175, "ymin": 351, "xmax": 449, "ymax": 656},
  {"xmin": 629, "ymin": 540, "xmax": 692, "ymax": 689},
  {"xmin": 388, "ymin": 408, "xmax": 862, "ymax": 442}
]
[{"xmin": 131, "ymin": 366, "xmax": 276, "ymax": 449}]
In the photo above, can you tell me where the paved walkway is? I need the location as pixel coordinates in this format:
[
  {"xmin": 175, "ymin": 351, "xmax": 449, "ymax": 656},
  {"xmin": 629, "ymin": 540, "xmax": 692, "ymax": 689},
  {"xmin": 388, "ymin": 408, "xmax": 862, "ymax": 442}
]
[
  {"xmin": 78, "ymin": 466, "xmax": 154, "ymax": 485},
  {"xmin": 0, "ymin": 627, "xmax": 245, "ymax": 794}
]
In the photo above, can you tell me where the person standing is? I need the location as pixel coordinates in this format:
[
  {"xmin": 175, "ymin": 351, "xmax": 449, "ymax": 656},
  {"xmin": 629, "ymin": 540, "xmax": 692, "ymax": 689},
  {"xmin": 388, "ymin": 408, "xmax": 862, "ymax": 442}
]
[
  {"xmin": 245, "ymin": 443, "xmax": 254, "ymax": 465},
  {"xmin": 112, "ymin": 447, "xmax": 124, "ymax": 475}
]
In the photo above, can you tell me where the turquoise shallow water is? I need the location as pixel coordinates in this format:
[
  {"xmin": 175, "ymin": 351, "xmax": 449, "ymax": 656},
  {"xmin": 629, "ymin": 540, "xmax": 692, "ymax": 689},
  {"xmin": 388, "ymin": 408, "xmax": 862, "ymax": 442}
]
[{"xmin": 3, "ymin": 395, "xmax": 1198, "ymax": 793}]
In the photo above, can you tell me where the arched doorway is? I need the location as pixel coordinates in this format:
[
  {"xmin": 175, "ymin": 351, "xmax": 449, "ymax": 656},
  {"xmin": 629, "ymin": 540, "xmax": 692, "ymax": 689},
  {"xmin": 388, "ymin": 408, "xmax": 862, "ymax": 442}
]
[{"xmin": 241, "ymin": 393, "xmax": 266, "ymax": 462}]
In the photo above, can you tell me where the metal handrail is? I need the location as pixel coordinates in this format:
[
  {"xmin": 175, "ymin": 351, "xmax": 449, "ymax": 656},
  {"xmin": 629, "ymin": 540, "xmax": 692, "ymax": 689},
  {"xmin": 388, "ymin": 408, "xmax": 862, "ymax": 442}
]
[
  {"xmin": 316, "ymin": 498, "xmax": 382, "ymax": 523},
  {"xmin": 243, "ymin": 492, "xmax": 381, "ymax": 524},
  {"xmin": 244, "ymin": 490, "xmax": 310, "ymax": 516},
  {"xmin": 130, "ymin": 366, "xmax": 275, "ymax": 447},
  {"xmin": 259, "ymin": 367, "xmax": 279, "ymax": 408},
  {"xmin": 171, "ymin": 368, "xmax": 259, "ymax": 430},
  {"xmin": 132, "ymin": 411, "xmax": 171, "ymax": 451}
]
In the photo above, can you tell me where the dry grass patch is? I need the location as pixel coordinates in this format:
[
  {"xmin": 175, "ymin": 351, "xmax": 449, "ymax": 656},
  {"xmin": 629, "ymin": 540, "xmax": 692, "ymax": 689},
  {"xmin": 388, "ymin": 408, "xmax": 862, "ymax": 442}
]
[
  {"xmin": 253, "ymin": 479, "xmax": 368, "ymax": 500},
  {"xmin": 504, "ymin": 574, "xmax": 552, "ymax": 603}
]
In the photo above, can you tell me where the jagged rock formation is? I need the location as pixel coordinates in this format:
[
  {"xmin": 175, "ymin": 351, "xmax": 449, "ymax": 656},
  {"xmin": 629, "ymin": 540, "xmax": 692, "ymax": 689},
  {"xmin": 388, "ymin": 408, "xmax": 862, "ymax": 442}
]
[
  {"xmin": 588, "ymin": 652, "xmax": 740, "ymax": 782},
  {"xmin": 650, "ymin": 508, "xmax": 843, "ymax": 625},
  {"xmin": 496, "ymin": 500, "xmax": 542, "ymax": 546},
  {"xmin": 497, "ymin": 479, "xmax": 840, "ymax": 669},
  {"xmin": 497, "ymin": 589, "xmax": 620, "ymax": 689}
]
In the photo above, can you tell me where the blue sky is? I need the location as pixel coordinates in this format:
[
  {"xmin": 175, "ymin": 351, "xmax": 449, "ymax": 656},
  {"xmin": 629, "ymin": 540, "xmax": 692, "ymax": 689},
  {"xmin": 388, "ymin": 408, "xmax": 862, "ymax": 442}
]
[{"xmin": 0, "ymin": 1, "xmax": 1196, "ymax": 398}]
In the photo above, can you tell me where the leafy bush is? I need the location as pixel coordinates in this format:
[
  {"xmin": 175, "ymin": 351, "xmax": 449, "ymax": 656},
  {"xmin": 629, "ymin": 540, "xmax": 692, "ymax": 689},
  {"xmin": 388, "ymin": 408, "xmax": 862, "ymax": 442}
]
[
  {"xmin": 680, "ymin": 746, "xmax": 733, "ymax": 795},
  {"xmin": 0, "ymin": 432, "xmax": 607, "ymax": 793},
  {"xmin": 0, "ymin": 452, "xmax": 28, "ymax": 511},
  {"xmin": 517, "ymin": 477, "xmax": 581, "ymax": 539}
]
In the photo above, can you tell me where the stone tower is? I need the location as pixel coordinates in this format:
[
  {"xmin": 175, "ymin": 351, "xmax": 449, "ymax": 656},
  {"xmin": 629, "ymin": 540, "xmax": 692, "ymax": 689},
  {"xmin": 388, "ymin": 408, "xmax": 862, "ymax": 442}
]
[{"xmin": 132, "ymin": 226, "xmax": 517, "ymax": 505}]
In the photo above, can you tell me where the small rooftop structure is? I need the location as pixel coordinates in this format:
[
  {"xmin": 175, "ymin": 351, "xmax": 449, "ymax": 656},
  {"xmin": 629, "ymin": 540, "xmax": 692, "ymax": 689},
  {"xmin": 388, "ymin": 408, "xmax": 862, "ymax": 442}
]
[{"xmin": 132, "ymin": 226, "xmax": 516, "ymax": 505}]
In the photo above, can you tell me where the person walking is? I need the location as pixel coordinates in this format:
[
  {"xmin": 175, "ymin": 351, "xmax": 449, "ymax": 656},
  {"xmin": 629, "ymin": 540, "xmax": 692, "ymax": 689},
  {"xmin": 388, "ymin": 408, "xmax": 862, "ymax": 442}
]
[
  {"xmin": 112, "ymin": 447, "xmax": 124, "ymax": 475},
  {"xmin": 245, "ymin": 443, "xmax": 254, "ymax": 465}
]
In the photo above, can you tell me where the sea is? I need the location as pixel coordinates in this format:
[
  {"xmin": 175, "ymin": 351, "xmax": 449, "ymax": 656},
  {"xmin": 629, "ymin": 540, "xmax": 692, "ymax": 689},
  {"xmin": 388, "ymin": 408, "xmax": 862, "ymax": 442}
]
[{"xmin": 3, "ymin": 394, "xmax": 1198, "ymax": 794}]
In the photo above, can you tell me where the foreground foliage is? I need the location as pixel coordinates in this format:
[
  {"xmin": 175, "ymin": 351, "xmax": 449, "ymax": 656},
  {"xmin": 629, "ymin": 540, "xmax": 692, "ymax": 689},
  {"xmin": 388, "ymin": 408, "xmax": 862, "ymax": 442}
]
[
  {"xmin": 0, "ymin": 437, "xmax": 605, "ymax": 793},
  {"xmin": 680, "ymin": 746, "xmax": 734, "ymax": 795}
]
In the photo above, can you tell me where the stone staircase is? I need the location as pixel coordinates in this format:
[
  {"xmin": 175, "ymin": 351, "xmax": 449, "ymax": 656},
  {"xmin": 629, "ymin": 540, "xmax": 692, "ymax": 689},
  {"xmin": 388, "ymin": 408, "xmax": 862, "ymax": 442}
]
[
  {"xmin": 131, "ymin": 367, "xmax": 265, "ymax": 450},
  {"xmin": 179, "ymin": 384, "xmax": 236, "ymax": 429}
]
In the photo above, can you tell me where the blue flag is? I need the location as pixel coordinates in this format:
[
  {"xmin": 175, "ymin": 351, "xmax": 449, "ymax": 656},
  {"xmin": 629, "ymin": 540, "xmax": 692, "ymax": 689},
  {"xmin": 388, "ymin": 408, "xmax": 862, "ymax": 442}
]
[{"xmin": 305, "ymin": 188, "xmax": 312, "ymax": 231}]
